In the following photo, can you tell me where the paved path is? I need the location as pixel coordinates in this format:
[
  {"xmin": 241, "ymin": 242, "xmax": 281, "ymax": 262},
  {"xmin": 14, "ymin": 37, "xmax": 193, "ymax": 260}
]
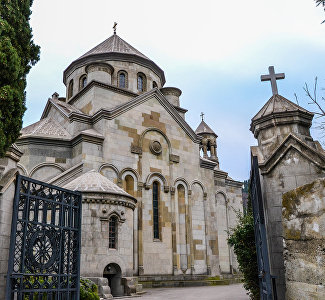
[{"xmin": 138, "ymin": 284, "xmax": 249, "ymax": 300}]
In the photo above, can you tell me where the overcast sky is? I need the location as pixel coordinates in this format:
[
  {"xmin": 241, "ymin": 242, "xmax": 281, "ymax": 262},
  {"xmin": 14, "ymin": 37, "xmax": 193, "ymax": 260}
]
[{"xmin": 25, "ymin": 0, "xmax": 325, "ymax": 181}]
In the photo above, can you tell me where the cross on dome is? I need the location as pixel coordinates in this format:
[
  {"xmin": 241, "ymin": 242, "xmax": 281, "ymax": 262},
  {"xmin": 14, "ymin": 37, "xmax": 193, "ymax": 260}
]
[
  {"xmin": 200, "ymin": 112, "xmax": 204, "ymax": 121},
  {"xmin": 261, "ymin": 66, "xmax": 285, "ymax": 95},
  {"xmin": 113, "ymin": 22, "xmax": 117, "ymax": 35}
]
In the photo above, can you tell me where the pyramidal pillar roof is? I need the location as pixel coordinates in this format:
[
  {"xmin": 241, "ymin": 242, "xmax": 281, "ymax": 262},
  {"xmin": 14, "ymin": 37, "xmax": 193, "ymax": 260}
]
[{"xmin": 250, "ymin": 94, "xmax": 314, "ymax": 138}]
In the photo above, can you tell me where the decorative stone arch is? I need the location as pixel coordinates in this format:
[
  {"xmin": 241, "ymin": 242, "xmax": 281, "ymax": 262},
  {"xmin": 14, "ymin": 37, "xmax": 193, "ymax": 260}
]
[
  {"xmin": 120, "ymin": 168, "xmax": 139, "ymax": 182},
  {"xmin": 98, "ymin": 255, "xmax": 127, "ymax": 277},
  {"xmin": 117, "ymin": 70, "xmax": 128, "ymax": 89},
  {"xmin": 215, "ymin": 190, "xmax": 228, "ymax": 205},
  {"xmin": 30, "ymin": 163, "xmax": 66, "ymax": 178},
  {"xmin": 120, "ymin": 168, "xmax": 138, "ymax": 195},
  {"xmin": 98, "ymin": 163, "xmax": 120, "ymax": 183},
  {"xmin": 174, "ymin": 178, "xmax": 189, "ymax": 204},
  {"xmin": 145, "ymin": 172, "xmax": 169, "ymax": 192},
  {"xmin": 174, "ymin": 177, "xmax": 189, "ymax": 191},
  {"xmin": 17, "ymin": 163, "xmax": 28, "ymax": 176},
  {"xmin": 107, "ymin": 210, "xmax": 126, "ymax": 224},
  {"xmin": 139, "ymin": 127, "xmax": 172, "ymax": 153},
  {"xmin": 190, "ymin": 180, "xmax": 207, "ymax": 197}
]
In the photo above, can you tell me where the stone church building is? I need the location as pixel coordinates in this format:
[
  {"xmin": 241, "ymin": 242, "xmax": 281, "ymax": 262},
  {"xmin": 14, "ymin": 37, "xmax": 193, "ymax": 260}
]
[{"xmin": 10, "ymin": 32, "xmax": 242, "ymax": 296}]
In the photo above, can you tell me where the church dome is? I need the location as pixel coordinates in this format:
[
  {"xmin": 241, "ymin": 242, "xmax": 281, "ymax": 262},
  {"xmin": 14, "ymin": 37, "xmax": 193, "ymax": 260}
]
[
  {"xmin": 64, "ymin": 170, "xmax": 132, "ymax": 196},
  {"xmin": 63, "ymin": 33, "xmax": 165, "ymax": 86}
]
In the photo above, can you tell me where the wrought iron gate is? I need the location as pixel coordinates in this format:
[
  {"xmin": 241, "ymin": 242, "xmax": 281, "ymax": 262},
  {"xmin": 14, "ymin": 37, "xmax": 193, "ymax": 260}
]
[
  {"xmin": 6, "ymin": 175, "xmax": 82, "ymax": 300},
  {"xmin": 250, "ymin": 156, "xmax": 276, "ymax": 300}
]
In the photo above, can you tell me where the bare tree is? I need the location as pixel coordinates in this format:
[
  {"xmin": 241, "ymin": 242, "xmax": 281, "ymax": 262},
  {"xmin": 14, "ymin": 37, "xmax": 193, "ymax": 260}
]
[
  {"xmin": 316, "ymin": 0, "xmax": 325, "ymax": 23},
  {"xmin": 303, "ymin": 77, "xmax": 325, "ymax": 141}
]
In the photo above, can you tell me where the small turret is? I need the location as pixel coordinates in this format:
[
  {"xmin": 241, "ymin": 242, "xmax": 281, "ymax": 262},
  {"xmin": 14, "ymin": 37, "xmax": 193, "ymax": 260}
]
[{"xmin": 195, "ymin": 113, "xmax": 219, "ymax": 167}]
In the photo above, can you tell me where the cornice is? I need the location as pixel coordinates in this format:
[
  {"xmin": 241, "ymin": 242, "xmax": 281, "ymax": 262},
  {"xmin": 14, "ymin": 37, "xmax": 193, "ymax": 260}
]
[
  {"xmin": 5, "ymin": 144, "xmax": 23, "ymax": 162},
  {"xmin": 63, "ymin": 53, "xmax": 166, "ymax": 86},
  {"xmin": 200, "ymin": 157, "xmax": 218, "ymax": 170},
  {"xmin": 48, "ymin": 162, "xmax": 83, "ymax": 186},
  {"xmin": 67, "ymin": 80, "xmax": 137, "ymax": 106},
  {"xmin": 258, "ymin": 133, "xmax": 325, "ymax": 174},
  {"xmin": 174, "ymin": 105, "xmax": 188, "ymax": 114},
  {"xmin": 16, "ymin": 136, "xmax": 72, "ymax": 147},
  {"xmin": 225, "ymin": 178, "xmax": 243, "ymax": 188},
  {"xmin": 250, "ymin": 110, "xmax": 313, "ymax": 137},
  {"xmin": 81, "ymin": 191, "xmax": 137, "ymax": 210},
  {"xmin": 214, "ymin": 169, "xmax": 228, "ymax": 179},
  {"xmin": 71, "ymin": 130, "xmax": 104, "ymax": 147}
]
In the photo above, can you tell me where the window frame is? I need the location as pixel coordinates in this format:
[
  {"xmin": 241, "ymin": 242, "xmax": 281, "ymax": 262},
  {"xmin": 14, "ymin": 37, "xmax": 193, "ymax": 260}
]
[
  {"xmin": 79, "ymin": 75, "xmax": 87, "ymax": 90},
  {"xmin": 117, "ymin": 70, "xmax": 128, "ymax": 89},
  {"xmin": 137, "ymin": 73, "xmax": 146, "ymax": 92},
  {"xmin": 68, "ymin": 79, "xmax": 74, "ymax": 99},
  {"xmin": 109, "ymin": 215, "xmax": 118, "ymax": 249},
  {"xmin": 152, "ymin": 181, "xmax": 160, "ymax": 240}
]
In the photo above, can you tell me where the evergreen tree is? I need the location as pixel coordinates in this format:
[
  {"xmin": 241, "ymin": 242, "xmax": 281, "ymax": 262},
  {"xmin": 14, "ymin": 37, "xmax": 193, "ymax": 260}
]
[{"xmin": 0, "ymin": 0, "xmax": 40, "ymax": 157}]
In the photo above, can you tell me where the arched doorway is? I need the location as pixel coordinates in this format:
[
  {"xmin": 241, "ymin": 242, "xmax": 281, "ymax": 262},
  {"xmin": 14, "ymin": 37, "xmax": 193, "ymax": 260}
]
[{"xmin": 103, "ymin": 263, "xmax": 123, "ymax": 297}]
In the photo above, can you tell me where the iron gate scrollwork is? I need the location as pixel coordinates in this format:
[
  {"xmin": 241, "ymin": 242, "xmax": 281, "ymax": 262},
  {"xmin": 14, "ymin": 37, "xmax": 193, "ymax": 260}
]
[
  {"xmin": 6, "ymin": 175, "xmax": 82, "ymax": 300},
  {"xmin": 250, "ymin": 156, "xmax": 276, "ymax": 300}
]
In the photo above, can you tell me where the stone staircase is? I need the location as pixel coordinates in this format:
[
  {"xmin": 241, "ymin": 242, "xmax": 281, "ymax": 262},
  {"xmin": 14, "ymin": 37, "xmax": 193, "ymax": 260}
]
[{"xmin": 138, "ymin": 274, "xmax": 243, "ymax": 289}]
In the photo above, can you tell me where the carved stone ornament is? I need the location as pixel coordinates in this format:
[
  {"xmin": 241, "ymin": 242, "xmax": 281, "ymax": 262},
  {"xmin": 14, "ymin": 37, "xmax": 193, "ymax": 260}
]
[{"xmin": 149, "ymin": 140, "xmax": 162, "ymax": 155}]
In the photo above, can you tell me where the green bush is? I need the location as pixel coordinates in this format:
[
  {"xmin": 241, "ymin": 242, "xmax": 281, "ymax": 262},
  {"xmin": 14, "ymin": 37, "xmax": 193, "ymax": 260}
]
[
  {"xmin": 22, "ymin": 276, "xmax": 99, "ymax": 300},
  {"xmin": 228, "ymin": 210, "xmax": 260, "ymax": 300},
  {"xmin": 80, "ymin": 278, "xmax": 100, "ymax": 300}
]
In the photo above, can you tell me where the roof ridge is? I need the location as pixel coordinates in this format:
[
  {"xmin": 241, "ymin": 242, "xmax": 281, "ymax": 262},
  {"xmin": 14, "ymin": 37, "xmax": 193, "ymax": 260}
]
[{"xmin": 252, "ymin": 94, "xmax": 313, "ymax": 121}]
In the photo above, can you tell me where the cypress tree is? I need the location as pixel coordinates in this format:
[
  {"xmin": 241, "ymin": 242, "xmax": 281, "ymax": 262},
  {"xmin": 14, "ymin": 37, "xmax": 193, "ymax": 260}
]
[{"xmin": 0, "ymin": 0, "xmax": 40, "ymax": 157}]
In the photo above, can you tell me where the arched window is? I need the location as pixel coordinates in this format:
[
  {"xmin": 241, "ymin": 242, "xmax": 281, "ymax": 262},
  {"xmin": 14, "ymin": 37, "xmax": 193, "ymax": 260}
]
[
  {"xmin": 109, "ymin": 216, "xmax": 118, "ymax": 249},
  {"xmin": 79, "ymin": 75, "xmax": 87, "ymax": 90},
  {"xmin": 137, "ymin": 73, "xmax": 146, "ymax": 92},
  {"xmin": 124, "ymin": 175, "xmax": 135, "ymax": 196},
  {"xmin": 118, "ymin": 71, "xmax": 128, "ymax": 89},
  {"xmin": 153, "ymin": 81, "xmax": 158, "ymax": 88},
  {"xmin": 68, "ymin": 79, "xmax": 73, "ymax": 99},
  {"xmin": 152, "ymin": 181, "xmax": 160, "ymax": 239}
]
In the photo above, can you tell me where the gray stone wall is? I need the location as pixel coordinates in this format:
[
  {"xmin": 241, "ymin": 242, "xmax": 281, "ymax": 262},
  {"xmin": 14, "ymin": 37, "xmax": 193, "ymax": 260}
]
[{"xmin": 282, "ymin": 178, "xmax": 325, "ymax": 300}]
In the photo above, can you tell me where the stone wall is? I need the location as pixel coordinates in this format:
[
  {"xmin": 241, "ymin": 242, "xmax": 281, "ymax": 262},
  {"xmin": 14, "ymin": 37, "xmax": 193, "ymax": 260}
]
[
  {"xmin": 0, "ymin": 147, "xmax": 22, "ymax": 299},
  {"xmin": 282, "ymin": 178, "xmax": 325, "ymax": 300}
]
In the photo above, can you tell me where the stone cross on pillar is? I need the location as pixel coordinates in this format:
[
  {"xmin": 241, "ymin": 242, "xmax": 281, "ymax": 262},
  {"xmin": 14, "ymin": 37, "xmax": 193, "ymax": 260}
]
[{"xmin": 261, "ymin": 66, "xmax": 285, "ymax": 95}]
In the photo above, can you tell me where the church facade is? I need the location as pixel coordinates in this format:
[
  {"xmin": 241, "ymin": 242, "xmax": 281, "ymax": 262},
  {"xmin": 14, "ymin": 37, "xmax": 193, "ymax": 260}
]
[{"xmin": 15, "ymin": 32, "xmax": 242, "ymax": 294}]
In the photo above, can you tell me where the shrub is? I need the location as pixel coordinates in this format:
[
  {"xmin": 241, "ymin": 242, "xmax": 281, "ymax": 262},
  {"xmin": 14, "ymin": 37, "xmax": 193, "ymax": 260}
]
[
  {"xmin": 228, "ymin": 210, "xmax": 260, "ymax": 300},
  {"xmin": 80, "ymin": 278, "xmax": 100, "ymax": 300}
]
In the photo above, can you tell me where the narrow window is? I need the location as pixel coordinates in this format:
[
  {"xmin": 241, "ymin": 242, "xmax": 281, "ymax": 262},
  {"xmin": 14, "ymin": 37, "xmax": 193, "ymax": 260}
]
[
  {"xmin": 79, "ymin": 75, "xmax": 87, "ymax": 90},
  {"xmin": 153, "ymin": 81, "xmax": 158, "ymax": 88},
  {"xmin": 138, "ymin": 75, "xmax": 143, "ymax": 91},
  {"xmin": 152, "ymin": 181, "xmax": 160, "ymax": 239},
  {"xmin": 119, "ymin": 73, "xmax": 126, "ymax": 88},
  {"xmin": 82, "ymin": 76, "xmax": 87, "ymax": 88},
  {"xmin": 68, "ymin": 80, "xmax": 73, "ymax": 99},
  {"xmin": 109, "ymin": 216, "xmax": 118, "ymax": 249}
]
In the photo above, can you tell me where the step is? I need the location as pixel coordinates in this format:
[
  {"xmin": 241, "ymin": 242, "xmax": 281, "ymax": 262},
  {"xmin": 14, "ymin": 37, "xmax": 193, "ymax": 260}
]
[{"xmin": 139, "ymin": 277, "xmax": 243, "ymax": 289}]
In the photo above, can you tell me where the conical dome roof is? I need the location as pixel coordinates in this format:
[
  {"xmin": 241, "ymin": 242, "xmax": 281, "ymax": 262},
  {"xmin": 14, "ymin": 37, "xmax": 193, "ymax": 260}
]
[
  {"xmin": 64, "ymin": 170, "xmax": 134, "ymax": 199},
  {"xmin": 78, "ymin": 34, "xmax": 149, "ymax": 60},
  {"xmin": 63, "ymin": 34, "xmax": 165, "ymax": 85},
  {"xmin": 195, "ymin": 120, "xmax": 217, "ymax": 137}
]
